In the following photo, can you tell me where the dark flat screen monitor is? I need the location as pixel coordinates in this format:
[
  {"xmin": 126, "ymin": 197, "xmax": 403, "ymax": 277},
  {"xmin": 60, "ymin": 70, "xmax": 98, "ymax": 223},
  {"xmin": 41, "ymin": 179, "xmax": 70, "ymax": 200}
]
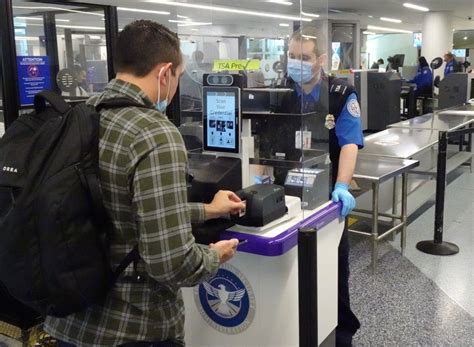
[
  {"xmin": 203, "ymin": 86, "xmax": 240, "ymax": 153},
  {"xmin": 392, "ymin": 54, "xmax": 405, "ymax": 69}
]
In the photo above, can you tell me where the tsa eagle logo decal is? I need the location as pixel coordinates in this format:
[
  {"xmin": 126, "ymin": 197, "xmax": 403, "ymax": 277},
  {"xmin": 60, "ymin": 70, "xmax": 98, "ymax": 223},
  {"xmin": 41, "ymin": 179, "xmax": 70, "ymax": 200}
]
[
  {"xmin": 202, "ymin": 282, "xmax": 246, "ymax": 317},
  {"xmin": 194, "ymin": 263, "xmax": 256, "ymax": 334}
]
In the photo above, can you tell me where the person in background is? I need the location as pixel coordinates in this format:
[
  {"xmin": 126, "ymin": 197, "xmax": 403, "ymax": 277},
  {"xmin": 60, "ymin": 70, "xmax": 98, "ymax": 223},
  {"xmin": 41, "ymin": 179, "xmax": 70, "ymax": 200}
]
[
  {"xmin": 370, "ymin": 58, "xmax": 384, "ymax": 69},
  {"xmin": 247, "ymin": 54, "xmax": 266, "ymax": 88},
  {"xmin": 443, "ymin": 51, "xmax": 461, "ymax": 76},
  {"xmin": 409, "ymin": 56, "xmax": 433, "ymax": 97},
  {"xmin": 61, "ymin": 65, "xmax": 89, "ymax": 97},
  {"xmin": 386, "ymin": 56, "xmax": 394, "ymax": 72},
  {"xmin": 44, "ymin": 20, "xmax": 244, "ymax": 347}
]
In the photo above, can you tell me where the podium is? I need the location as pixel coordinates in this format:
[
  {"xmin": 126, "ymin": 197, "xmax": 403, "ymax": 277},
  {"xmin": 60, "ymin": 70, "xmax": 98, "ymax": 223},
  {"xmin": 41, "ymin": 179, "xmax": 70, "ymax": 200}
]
[{"xmin": 183, "ymin": 201, "xmax": 344, "ymax": 346}]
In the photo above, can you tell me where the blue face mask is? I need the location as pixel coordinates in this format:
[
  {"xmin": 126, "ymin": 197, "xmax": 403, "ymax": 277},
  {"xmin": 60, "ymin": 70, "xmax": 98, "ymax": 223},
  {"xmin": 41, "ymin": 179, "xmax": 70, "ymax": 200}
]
[
  {"xmin": 156, "ymin": 99, "xmax": 168, "ymax": 113},
  {"xmin": 287, "ymin": 58, "xmax": 315, "ymax": 85},
  {"xmin": 156, "ymin": 68, "xmax": 171, "ymax": 113}
]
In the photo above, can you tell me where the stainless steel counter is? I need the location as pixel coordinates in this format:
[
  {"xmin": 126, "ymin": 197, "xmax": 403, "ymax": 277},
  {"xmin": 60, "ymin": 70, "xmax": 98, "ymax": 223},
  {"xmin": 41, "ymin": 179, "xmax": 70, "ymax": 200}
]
[
  {"xmin": 351, "ymin": 155, "xmax": 419, "ymax": 272},
  {"xmin": 354, "ymin": 156, "xmax": 419, "ymax": 183},
  {"xmin": 388, "ymin": 113, "xmax": 474, "ymax": 132},
  {"xmin": 360, "ymin": 128, "xmax": 439, "ymax": 159},
  {"xmin": 437, "ymin": 103, "xmax": 474, "ymax": 117}
]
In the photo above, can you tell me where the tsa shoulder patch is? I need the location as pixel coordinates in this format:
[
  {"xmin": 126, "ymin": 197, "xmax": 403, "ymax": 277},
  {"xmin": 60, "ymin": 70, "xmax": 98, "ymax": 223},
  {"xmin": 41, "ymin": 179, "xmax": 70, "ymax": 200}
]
[{"xmin": 347, "ymin": 98, "xmax": 360, "ymax": 118}]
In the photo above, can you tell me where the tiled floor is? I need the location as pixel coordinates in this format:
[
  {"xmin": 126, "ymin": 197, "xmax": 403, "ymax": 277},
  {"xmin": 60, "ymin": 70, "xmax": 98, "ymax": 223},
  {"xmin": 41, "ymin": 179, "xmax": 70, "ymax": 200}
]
[{"xmin": 350, "ymin": 167, "xmax": 474, "ymax": 346}]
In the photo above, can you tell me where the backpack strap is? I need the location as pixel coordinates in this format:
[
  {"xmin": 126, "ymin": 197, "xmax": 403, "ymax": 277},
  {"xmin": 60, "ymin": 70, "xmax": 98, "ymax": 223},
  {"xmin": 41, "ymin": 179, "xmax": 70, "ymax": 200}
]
[
  {"xmin": 94, "ymin": 98, "xmax": 149, "ymax": 282},
  {"xmin": 96, "ymin": 97, "xmax": 153, "ymax": 111},
  {"xmin": 34, "ymin": 91, "xmax": 72, "ymax": 114},
  {"xmin": 112, "ymin": 246, "xmax": 141, "ymax": 281}
]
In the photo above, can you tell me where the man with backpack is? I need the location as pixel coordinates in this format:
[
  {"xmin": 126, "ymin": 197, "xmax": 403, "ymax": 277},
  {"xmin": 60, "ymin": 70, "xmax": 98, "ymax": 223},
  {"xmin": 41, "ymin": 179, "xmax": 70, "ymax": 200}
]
[{"xmin": 44, "ymin": 20, "xmax": 244, "ymax": 346}]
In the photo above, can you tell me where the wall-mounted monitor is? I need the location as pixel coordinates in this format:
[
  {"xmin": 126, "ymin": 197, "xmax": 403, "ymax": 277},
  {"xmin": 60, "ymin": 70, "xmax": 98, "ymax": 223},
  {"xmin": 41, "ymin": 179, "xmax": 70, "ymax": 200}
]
[
  {"xmin": 203, "ymin": 86, "xmax": 240, "ymax": 154},
  {"xmin": 413, "ymin": 33, "xmax": 422, "ymax": 48},
  {"xmin": 452, "ymin": 49, "xmax": 466, "ymax": 58}
]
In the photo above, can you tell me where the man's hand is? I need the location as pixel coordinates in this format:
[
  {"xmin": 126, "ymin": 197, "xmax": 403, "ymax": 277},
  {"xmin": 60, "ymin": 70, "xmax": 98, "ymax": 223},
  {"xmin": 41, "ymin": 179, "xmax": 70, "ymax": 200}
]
[
  {"xmin": 331, "ymin": 182, "xmax": 356, "ymax": 217},
  {"xmin": 205, "ymin": 190, "xmax": 245, "ymax": 220},
  {"xmin": 209, "ymin": 239, "xmax": 239, "ymax": 264}
]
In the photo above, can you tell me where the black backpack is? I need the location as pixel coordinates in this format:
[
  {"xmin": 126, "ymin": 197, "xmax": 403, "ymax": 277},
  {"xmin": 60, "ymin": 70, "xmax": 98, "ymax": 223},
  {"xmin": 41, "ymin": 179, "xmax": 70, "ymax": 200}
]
[{"xmin": 0, "ymin": 91, "xmax": 143, "ymax": 318}]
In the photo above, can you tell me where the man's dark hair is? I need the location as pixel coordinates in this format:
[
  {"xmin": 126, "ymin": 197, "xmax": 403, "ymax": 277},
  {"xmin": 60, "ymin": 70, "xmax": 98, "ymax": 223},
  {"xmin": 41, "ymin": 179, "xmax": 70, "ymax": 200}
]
[
  {"xmin": 290, "ymin": 27, "xmax": 326, "ymax": 57},
  {"xmin": 377, "ymin": 58, "xmax": 384, "ymax": 65},
  {"xmin": 114, "ymin": 20, "xmax": 182, "ymax": 77}
]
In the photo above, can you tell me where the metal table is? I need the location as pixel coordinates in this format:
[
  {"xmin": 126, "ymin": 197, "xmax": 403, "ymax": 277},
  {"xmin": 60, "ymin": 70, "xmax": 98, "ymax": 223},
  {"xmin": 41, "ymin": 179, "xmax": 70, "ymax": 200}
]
[
  {"xmin": 388, "ymin": 113, "xmax": 473, "ymax": 172},
  {"xmin": 360, "ymin": 127, "xmax": 439, "ymax": 159},
  {"xmin": 352, "ymin": 156, "xmax": 419, "ymax": 272},
  {"xmin": 388, "ymin": 113, "xmax": 474, "ymax": 131},
  {"xmin": 437, "ymin": 103, "xmax": 474, "ymax": 117}
]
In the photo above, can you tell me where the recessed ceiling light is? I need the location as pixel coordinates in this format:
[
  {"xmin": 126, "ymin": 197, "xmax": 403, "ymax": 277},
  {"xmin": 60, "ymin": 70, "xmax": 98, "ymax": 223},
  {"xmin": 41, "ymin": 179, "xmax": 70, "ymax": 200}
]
[
  {"xmin": 13, "ymin": 5, "xmax": 104, "ymax": 17},
  {"xmin": 464, "ymin": 36, "xmax": 468, "ymax": 40},
  {"xmin": 177, "ymin": 22, "xmax": 212, "ymax": 27},
  {"xmin": 279, "ymin": 23, "xmax": 290, "ymax": 27},
  {"xmin": 367, "ymin": 25, "xmax": 413, "ymax": 34},
  {"xmin": 301, "ymin": 11, "xmax": 320, "ymax": 18},
  {"xmin": 15, "ymin": 16, "xmax": 70, "ymax": 23},
  {"xmin": 57, "ymin": 24, "xmax": 105, "ymax": 31},
  {"xmin": 14, "ymin": 36, "xmax": 38, "ymax": 41},
  {"xmin": 368, "ymin": 15, "xmax": 374, "ymax": 18},
  {"xmin": 266, "ymin": 0, "xmax": 293, "ymax": 5},
  {"xmin": 380, "ymin": 17, "xmax": 402, "ymax": 23},
  {"xmin": 145, "ymin": 0, "xmax": 312, "ymax": 22},
  {"xmin": 177, "ymin": 15, "xmax": 189, "ymax": 19},
  {"xmin": 403, "ymin": 3, "xmax": 429, "ymax": 12},
  {"xmin": 118, "ymin": 7, "xmax": 170, "ymax": 15}
]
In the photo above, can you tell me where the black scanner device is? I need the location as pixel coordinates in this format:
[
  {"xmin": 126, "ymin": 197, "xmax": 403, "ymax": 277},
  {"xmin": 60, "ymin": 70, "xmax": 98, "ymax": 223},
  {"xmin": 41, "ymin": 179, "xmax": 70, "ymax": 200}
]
[
  {"xmin": 233, "ymin": 184, "xmax": 286, "ymax": 227},
  {"xmin": 188, "ymin": 156, "xmax": 242, "ymax": 244}
]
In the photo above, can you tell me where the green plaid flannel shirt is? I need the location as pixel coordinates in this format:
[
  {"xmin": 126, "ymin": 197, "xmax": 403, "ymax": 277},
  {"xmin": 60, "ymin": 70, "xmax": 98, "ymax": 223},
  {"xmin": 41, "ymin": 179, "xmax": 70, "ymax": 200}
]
[{"xmin": 44, "ymin": 79, "xmax": 219, "ymax": 346}]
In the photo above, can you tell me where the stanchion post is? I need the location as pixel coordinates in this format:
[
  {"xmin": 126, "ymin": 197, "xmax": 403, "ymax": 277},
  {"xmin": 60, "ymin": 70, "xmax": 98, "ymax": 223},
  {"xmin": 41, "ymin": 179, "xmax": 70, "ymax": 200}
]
[
  {"xmin": 298, "ymin": 227, "xmax": 318, "ymax": 347},
  {"xmin": 416, "ymin": 130, "xmax": 459, "ymax": 255},
  {"xmin": 434, "ymin": 131, "xmax": 447, "ymax": 243}
]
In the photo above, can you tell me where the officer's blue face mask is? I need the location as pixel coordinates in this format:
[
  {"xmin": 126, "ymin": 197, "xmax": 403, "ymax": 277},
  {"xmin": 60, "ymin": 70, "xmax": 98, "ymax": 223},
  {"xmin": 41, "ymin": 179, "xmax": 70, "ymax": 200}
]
[
  {"xmin": 287, "ymin": 58, "xmax": 315, "ymax": 85},
  {"xmin": 156, "ymin": 67, "xmax": 171, "ymax": 113}
]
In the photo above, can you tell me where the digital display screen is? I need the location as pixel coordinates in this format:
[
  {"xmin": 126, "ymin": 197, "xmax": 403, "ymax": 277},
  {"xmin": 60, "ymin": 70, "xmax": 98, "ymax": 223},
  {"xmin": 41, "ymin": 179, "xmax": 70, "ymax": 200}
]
[
  {"xmin": 203, "ymin": 87, "xmax": 240, "ymax": 153},
  {"xmin": 285, "ymin": 173, "xmax": 316, "ymax": 187},
  {"xmin": 452, "ymin": 49, "xmax": 466, "ymax": 58},
  {"xmin": 413, "ymin": 33, "xmax": 422, "ymax": 48}
]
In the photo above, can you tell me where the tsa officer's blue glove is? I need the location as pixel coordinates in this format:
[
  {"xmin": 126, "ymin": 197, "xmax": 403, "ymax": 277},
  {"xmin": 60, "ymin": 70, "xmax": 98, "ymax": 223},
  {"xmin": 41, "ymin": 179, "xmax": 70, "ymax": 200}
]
[{"xmin": 331, "ymin": 182, "xmax": 356, "ymax": 217}]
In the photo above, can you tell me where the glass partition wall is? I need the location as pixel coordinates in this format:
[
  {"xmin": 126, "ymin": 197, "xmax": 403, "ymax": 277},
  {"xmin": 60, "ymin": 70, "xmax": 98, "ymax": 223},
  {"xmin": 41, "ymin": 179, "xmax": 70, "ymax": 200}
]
[
  {"xmin": 12, "ymin": 0, "xmax": 109, "ymax": 110},
  {"xmin": 117, "ymin": 0, "xmax": 330, "ymax": 216}
]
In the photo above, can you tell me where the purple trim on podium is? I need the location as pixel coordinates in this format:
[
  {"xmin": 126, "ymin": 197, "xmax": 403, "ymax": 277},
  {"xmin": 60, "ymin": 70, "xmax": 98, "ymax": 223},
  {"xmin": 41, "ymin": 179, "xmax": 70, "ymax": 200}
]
[{"xmin": 220, "ymin": 201, "xmax": 342, "ymax": 257}]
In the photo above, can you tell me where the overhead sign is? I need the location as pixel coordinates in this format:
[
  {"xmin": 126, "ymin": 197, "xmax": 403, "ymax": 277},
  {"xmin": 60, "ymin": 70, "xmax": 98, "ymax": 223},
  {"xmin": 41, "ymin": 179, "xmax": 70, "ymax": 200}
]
[
  {"xmin": 17, "ymin": 56, "xmax": 51, "ymax": 106},
  {"xmin": 213, "ymin": 59, "xmax": 261, "ymax": 72}
]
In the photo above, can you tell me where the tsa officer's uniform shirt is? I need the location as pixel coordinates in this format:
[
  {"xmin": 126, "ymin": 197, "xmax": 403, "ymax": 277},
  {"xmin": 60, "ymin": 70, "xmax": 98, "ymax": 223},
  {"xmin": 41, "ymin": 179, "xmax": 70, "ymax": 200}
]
[
  {"xmin": 444, "ymin": 59, "xmax": 456, "ymax": 76},
  {"xmin": 410, "ymin": 66, "xmax": 433, "ymax": 90},
  {"xmin": 295, "ymin": 82, "xmax": 364, "ymax": 150}
]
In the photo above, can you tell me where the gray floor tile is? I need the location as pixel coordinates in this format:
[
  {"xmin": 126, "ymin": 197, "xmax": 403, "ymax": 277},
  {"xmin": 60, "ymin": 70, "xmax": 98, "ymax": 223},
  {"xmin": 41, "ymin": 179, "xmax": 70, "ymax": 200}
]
[
  {"xmin": 349, "ymin": 167, "xmax": 474, "ymax": 345},
  {"xmin": 349, "ymin": 237, "xmax": 474, "ymax": 346}
]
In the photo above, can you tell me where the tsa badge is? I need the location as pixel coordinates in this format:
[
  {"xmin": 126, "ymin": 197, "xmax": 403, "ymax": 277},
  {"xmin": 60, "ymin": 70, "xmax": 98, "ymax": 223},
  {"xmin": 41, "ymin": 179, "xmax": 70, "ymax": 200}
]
[{"xmin": 325, "ymin": 114, "xmax": 336, "ymax": 130}]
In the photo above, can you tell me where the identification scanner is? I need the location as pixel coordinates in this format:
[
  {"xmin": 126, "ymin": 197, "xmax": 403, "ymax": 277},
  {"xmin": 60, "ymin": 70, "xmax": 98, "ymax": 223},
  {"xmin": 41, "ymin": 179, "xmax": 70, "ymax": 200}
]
[
  {"xmin": 284, "ymin": 168, "xmax": 328, "ymax": 210},
  {"xmin": 232, "ymin": 184, "xmax": 286, "ymax": 227},
  {"xmin": 189, "ymin": 74, "xmax": 246, "ymax": 242}
]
